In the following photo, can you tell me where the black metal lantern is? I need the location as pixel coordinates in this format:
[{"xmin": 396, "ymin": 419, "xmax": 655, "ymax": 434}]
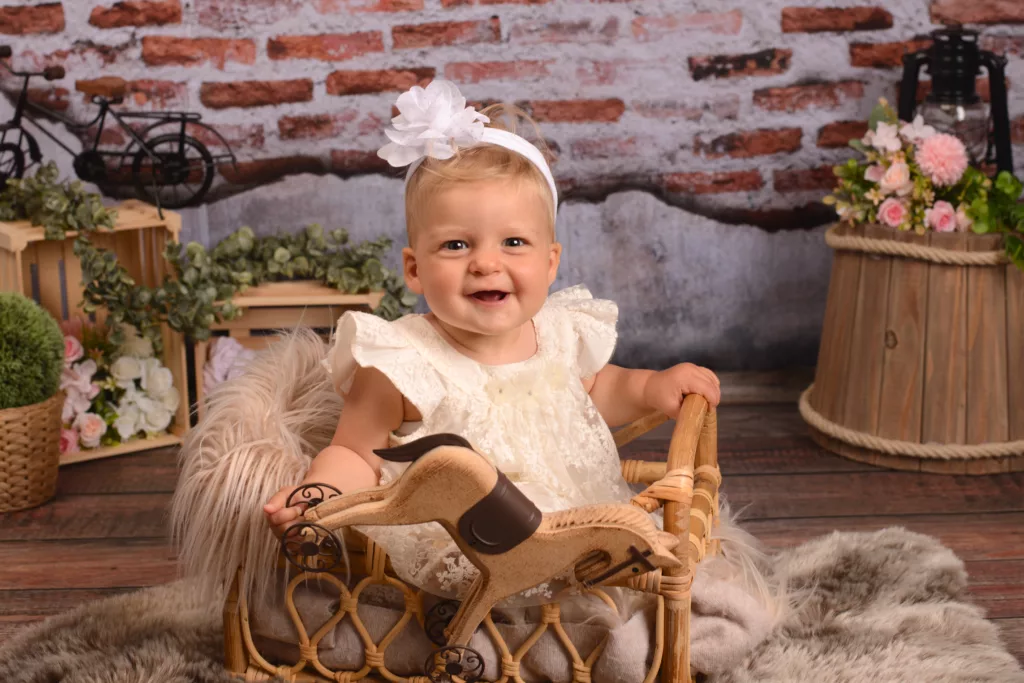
[{"xmin": 898, "ymin": 27, "xmax": 1013, "ymax": 174}]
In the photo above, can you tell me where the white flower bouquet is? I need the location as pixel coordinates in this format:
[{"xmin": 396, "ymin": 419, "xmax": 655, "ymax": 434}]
[{"xmin": 58, "ymin": 319, "xmax": 180, "ymax": 454}]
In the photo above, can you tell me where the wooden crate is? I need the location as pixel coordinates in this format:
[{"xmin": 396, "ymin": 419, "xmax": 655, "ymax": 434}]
[
  {"xmin": 806, "ymin": 223, "xmax": 1024, "ymax": 474},
  {"xmin": 0, "ymin": 200, "xmax": 189, "ymax": 466},
  {"xmin": 193, "ymin": 280, "xmax": 383, "ymax": 420}
]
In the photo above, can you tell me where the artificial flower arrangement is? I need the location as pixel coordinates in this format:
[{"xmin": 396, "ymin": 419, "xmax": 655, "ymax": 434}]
[
  {"xmin": 824, "ymin": 99, "xmax": 1024, "ymax": 269},
  {"xmin": 58, "ymin": 317, "xmax": 180, "ymax": 454}
]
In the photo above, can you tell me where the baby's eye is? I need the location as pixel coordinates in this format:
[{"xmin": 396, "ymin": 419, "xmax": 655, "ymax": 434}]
[
  {"xmin": 442, "ymin": 240, "xmax": 468, "ymax": 251},
  {"xmin": 504, "ymin": 237, "xmax": 527, "ymax": 247}
]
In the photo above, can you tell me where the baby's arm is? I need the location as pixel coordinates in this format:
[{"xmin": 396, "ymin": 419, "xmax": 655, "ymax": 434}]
[
  {"xmin": 584, "ymin": 362, "xmax": 720, "ymax": 427},
  {"xmin": 263, "ymin": 366, "xmax": 405, "ymax": 537}
]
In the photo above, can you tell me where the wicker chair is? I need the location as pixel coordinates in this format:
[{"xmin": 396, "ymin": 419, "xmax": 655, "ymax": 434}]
[{"xmin": 220, "ymin": 395, "xmax": 720, "ymax": 683}]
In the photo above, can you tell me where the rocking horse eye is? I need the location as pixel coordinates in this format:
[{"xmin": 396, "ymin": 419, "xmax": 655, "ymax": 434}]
[{"xmin": 632, "ymin": 567, "xmax": 640, "ymax": 573}]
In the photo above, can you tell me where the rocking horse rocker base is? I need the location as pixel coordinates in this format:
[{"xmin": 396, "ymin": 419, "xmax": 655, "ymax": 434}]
[{"xmin": 223, "ymin": 394, "xmax": 720, "ymax": 683}]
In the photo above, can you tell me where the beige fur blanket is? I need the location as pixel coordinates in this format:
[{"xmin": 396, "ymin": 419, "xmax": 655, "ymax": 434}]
[{"xmin": 170, "ymin": 330, "xmax": 782, "ymax": 677}]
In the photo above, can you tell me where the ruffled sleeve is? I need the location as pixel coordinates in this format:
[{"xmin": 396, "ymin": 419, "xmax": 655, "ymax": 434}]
[
  {"xmin": 544, "ymin": 285, "xmax": 618, "ymax": 379},
  {"xmin": 324, "ymin": 311, "xmax": 445, "ymax": 419}
]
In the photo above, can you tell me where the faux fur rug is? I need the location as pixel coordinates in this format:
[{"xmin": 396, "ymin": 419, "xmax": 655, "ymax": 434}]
[{"xmin": 2, "ymin": 528, "xmax": 1021, "ymax": 683}]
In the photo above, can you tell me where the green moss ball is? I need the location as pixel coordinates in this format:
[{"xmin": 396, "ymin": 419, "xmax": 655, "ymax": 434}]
[{"xmin": 0, "ymin": 292, "xmax": 66, "ymax": 410}]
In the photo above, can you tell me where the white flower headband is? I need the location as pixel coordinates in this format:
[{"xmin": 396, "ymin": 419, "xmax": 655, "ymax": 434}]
[{"xmin": 377, "ymin": 80, "xmax": 558, "ymax": 221}]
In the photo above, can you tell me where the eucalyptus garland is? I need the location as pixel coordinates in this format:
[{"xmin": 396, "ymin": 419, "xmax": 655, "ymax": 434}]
[{"xmin": 0, "ymin": 163, "xmax": 417, "ymax": 352}]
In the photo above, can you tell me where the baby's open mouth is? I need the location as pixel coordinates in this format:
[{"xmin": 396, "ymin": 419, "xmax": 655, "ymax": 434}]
[{"xmin": 470, "ymin": 291, "xmax": 508, "ymax": 302}]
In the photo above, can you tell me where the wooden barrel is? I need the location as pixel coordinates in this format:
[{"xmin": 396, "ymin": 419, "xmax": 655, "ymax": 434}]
[{"xmin": 803, "ymin": 223, "xmax": 1024, "ymax": 474}]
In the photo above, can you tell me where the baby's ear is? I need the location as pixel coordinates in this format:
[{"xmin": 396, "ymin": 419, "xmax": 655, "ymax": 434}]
[{"xmin": 402, "ymin": 247, "xmax": 423, "ymax": 295}]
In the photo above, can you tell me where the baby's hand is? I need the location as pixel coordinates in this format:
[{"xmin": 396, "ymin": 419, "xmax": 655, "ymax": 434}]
[
  {"xmin": 263, "ymin": 485, "xmax": 309, "ymax": 539},
  {"xmin": 643, "ymin": 362, "xmax": 721, "ymax": 417}
]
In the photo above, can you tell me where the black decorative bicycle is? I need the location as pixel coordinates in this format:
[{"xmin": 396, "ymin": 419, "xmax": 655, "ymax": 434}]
[{"xmin": 0, "ymin": 44, "xmax": 237, "ymax": 209}]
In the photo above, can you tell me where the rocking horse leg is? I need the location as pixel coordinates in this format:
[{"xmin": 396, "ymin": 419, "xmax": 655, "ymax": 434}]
[{"xmin": 425, "ymin": 576, "xmax": 491, "ymax": 683}]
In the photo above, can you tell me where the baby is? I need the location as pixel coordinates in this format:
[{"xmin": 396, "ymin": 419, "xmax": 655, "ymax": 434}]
[{"xmin": 264, "ymin": 80, "xmax": 721, "ymax": 601}]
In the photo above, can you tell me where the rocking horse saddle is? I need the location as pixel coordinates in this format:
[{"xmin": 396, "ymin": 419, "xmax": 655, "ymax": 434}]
[{"xmin": 374, "ymin": 434, "xmax": 542, "ymax": 555}]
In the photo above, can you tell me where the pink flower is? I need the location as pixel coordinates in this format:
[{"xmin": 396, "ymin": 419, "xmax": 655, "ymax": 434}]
[
  {"xmin": 925, "ymin": 200, "xmax": 957, "ymax": 232},
  {"xmin": 864, "ymin": 165, "xmax": 885, "ymax": 183},
  {"xmin": 59, "ymin": 429, "xmax": 79, "ymax": 454},
  {"xmin": 916, "ymin": 133, "xmax": 968, "ymax": 186},
  {"xmin": 877, "ymin": 198, "xmax": 908, "ymax": 228},
  {"xmin": 64, "ymin": 335, "xmax": 84, "ymax": 365},
  {"xmin": 955, "ymin": 203, "xmax": 973, "ymax": 232},
  {"xmin": 73, "ymin": 412, "xmax": 107, "ymax": 449},
  {"xmin": 879, "ymin": 161, "xmax": 914, "ymax": 196}
]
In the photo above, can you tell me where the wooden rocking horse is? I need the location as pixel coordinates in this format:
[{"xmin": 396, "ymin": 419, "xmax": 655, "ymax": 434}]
[
  {"xmin": 222, "ymin": 394, "xmax": 720, "ymax": 683},
  {"xmin": 284, "ymin": 432, "xmax": 684, "ymax": 681}
]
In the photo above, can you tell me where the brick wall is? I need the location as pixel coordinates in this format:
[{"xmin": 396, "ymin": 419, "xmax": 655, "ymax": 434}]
[{"xmin": 2, "ymin": 0, "xmax": 1023, "ymax": 231}]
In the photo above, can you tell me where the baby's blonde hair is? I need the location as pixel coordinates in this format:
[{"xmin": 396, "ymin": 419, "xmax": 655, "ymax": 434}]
[{"xmin": 404, "ymin": 103, "xmax": 557, "ymax": 243}]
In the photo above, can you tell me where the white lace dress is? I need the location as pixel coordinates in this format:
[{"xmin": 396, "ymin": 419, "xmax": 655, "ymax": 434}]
[{"xmin": 325, "ymin": 285, "xmax": 638, "ymax": 605}]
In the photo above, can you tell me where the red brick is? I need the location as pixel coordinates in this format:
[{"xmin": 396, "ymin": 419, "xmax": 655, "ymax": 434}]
[
  {"xmin": 89, "ymin": 0, "xmax": 181, "ymax": 28},
  {"xmin": 200, "ymin": 80, "xmax": 313, "ymax": 109},
  {"xmin": 570, "ymin": 137, "xmax": 639, "ymax": 160},
  {"xmin": 931, "ymin": 0, "xmax": 1024, "ymax": 24},
  {"xmin": 445, "ymin": 60, "xmax": 551, "ymax": 84},
  {"xmin": 781, "ymin": 6, "xmax": 892, "ymax": 32},
  {"xmin": 633, "ymin": 10, "xmax": 741, "ymax": 41},
  {"xmin": 0, "ymin": 3, "xmax": 64, "ymax": 35},
  {"xmin": 42, "ymin": 42, "xmax": 129, "ymax": 69},
  {"xmin": 754, "ymin": 80, "xmax": 865, "ymax": 112},
  {"xmin": 319, "ymin": 0, "xmax": 423, "ymax": 10},
  {"xmin": 910, "ymin": 77, "xmax": 1002, "ymax": 104},
  {"xmin": 142, "ymin": 36, "xmax": 255, "ymax": 69},
  {"xmin": 773, "ymin": 166, "xmax": 837, "ymax": 193},
  {"xmin": 327, "ymin": 68, "xmax": 434, "ymax": 95},
  {"xmin": 393, "ymin": 18, "xmax": 500, "ymax": 49},
  {"xmin": 77, "ymin": 79, "xmax": 188, "ymax": 108},
  {"xmin": 695, "ymin": 128, "xmax": 803, "ymax": 159},
  {"xmin": 330, "ymin": 149, "xmax": 390, "ymax": 173},
  {"xmin": 219, "ymin": 156, "xmax": 325, "ymax": 185},
  {"xmin": 442, "ymin": 0, "xmax": 548, "ymax": 5},
  {"xmin": 849, "ymin": 39, "xmax": 931, "ymax": 68},
  {"xmin": 631, "ymin": 96, "xmax": 740, "ymax": 121},
  {"xmin": 689, "ymin": 49, "xmax": 792, "ymax": 81},
  {"xmin": 817, "ymin": 120, "xmax": 869, "ymax": 148},
  {"xmin": 663, "ymin": 170, "xmax": 764, "ymax": 194},
  {"xmin": 526, "ymin": 99, "xmax": 625, "ymax": 123},
  {"xmin": 1012, "ymin": 116, "xmax": 1024, "ymax": 144},
  {"xmin": 510, "ymin": 17, "xmax": 618, "ymax": 45},
  {"xmin": 267, "ymin": 32, "xmax": 385, "ymax": 61},
  {"xmin": 278, "ymin": 110, "xmax": 385, "ymax": 140},
  {"xmin": 27, "ymin": 87, "xmax": 70, "ymax": 112},
  {"xmin": 183, "ymin": 122, "xmax": 265, "ymax": 150}
]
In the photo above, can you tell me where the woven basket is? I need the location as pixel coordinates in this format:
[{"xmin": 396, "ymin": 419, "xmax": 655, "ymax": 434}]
[{"xmin": 0, "ymin": 392, "xmax": 63, "ymax": 513}]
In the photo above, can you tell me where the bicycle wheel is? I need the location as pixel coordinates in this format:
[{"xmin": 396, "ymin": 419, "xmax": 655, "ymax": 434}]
[
  {"xmin": 131, "ymin": 133, "xmax": 214, "ymax": 209},
  {"xmin": 0, "ymin": 142, "xmax": 25, "ymax": 187}
]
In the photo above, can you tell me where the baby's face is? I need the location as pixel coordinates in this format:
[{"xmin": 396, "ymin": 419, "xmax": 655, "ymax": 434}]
[{"xmin": 403, "ymin": 178, "xmax": 560, "ymax": 338}]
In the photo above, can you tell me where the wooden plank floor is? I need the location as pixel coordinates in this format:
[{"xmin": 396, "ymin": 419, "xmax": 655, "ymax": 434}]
[{"xmin": 1, "ymin": 398, "xmax": 1022, "ymax": 665}]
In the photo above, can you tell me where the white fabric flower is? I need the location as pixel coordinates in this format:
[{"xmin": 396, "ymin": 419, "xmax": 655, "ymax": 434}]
[
  {"xmin": 863, "ymin": 121, "xmax": 902, "ymax": 153},
  {"xmin": 377, "ymin": 80, "xmax": 489, "ymax": 167},
  {"xmin": 140, "ymin": 357, "xmax": 174, "ymax": 398},
  {"xmin": 158, "ymin": 385, "xmax": 181, "ymax": 413},
  {"xmin": 110, "ymin": 356, "xmax": 144, "ymax": 388},
  {"xmin": 73, "ymin": 411, "xmax": 107, "ymax": 448},
  {"xmin": 62, "ymin": 388, "xmax": 93, "ymax": 424},
  {"xmin": 121, "ymin": 335, "xmax": 154, "ymax": 359},
  {"xmin": 114, "ymin": 402, "xmax": 141, "ymax": 440},
  {"xmin": 203, "ymin": 337, "xmax": 258, "ymax": 395},
  {"xmin": 900, "ymin": 114, "xmax": 936, "ymax": 144}
]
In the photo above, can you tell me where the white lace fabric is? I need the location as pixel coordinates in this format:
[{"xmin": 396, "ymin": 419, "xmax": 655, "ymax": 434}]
[{"xmin": 325, "ymin": 285, "xmax": 640, "ymax": 606}]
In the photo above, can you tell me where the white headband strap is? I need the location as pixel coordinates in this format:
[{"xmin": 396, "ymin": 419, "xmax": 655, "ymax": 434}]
[{"xmin": 404, "ymin": 128, "xmax": 558, "ymax": 219}]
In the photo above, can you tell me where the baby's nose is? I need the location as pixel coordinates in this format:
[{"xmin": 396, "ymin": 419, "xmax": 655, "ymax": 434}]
[{"xmin": 469, "ymin": 250, "xmax": 501, "ymax": 273}]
